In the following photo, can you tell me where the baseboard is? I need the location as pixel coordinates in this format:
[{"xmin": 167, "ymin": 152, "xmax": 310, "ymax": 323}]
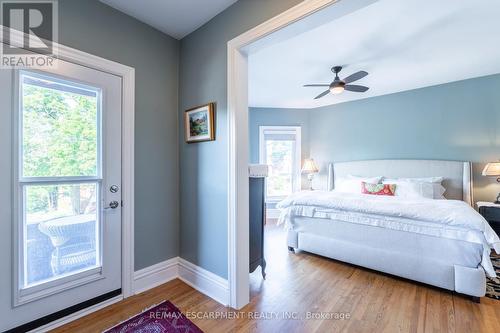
[
  {"xmin": 28, "ymin": 295, "xmax": 123, "ymax": 333},
  {"xmin": 133, "ymin": 257, "xmax": 229, "ymax": 306},
  {"xmin": 178, "ymin": 258, "xmax": 230, "ymax": 306},
  {"xmin": 133, "ymin": 257, "xmax": 179, "ymax": 294}
]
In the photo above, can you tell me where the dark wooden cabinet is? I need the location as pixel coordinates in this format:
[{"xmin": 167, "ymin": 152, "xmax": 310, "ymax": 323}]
[
  {"xmin": 249, "ymin": 177, "xmax": 266, "ymax": 279},
  {"xmin": 478, "ymin": 203, "xmax": 500, "ymax": 237}
]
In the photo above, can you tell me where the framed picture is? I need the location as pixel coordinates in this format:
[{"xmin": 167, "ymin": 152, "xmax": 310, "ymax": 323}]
[{"xmin": 184, "ymin": 103, "xmax": 216, "ymax": 143}]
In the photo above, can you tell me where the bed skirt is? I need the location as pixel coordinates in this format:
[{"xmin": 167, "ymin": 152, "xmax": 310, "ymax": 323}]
[{"xmin": 287, "ymin": 218, "xmax": 486, "ymax": 298}]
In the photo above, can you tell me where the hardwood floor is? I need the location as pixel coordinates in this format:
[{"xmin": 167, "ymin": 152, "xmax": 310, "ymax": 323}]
[{"xmin": 54, "ymin": 220, "xmax": 500, "ymax": 333}]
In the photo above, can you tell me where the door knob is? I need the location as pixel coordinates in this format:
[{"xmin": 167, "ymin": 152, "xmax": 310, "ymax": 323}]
[{"xmin": 104, "ymin": 201, "xmax": 120, "ymax": 210}]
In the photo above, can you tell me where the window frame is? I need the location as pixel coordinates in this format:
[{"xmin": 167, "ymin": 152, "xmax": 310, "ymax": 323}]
[
  {"xmin": 13, "ymin": 70, "xmax": 105, "ymax": 306},
  {"xmin": 258, "ymin": 126, "xmax": 302, "ymax": 201}
]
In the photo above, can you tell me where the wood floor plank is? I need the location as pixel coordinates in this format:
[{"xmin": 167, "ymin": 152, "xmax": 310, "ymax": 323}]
[{"xmin": 53, "ymin": 222, "xmax": 500, "ymax": 333}]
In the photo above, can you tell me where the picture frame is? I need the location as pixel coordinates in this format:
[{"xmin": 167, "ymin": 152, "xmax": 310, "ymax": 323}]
[{"xmin": 184, "ymin": 102, "xmax": 216, "ymax": 143}]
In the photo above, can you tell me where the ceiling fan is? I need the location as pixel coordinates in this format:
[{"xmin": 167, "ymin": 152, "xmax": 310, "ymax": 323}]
[{"xmin": 304, "ymin": 66, "xmax": 369, "ymax": 99}]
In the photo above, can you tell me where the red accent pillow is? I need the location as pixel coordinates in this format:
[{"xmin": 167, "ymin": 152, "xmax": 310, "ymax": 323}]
[{"xmin": 361, "ymin": 182, "xmax": 396, "ymax": 196}]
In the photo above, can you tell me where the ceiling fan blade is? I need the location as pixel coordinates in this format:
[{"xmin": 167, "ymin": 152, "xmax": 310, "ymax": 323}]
[
  {"xmin": 343, "ymin": 71, "xmax": 368, "ymax": 84},
  {"xmin": 314, "ymin": 90, "xmax": 330, "ymax": 99},
  {"xmin": 303, "ymin": 84, "xmax": 330, "ymax": 87},
  {"xmin": 345, "ymin": 84, "xmax": 369, "ymax": 92}
]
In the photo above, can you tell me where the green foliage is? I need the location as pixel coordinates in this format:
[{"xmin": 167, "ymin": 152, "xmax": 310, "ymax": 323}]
[
  {"xmin": 22, "ymin": 84, "xmax": 98, "ymax": 178},
  {"xmin": 22, "ymin": 82, "xmax": 98, "ymax": 214},
  {"xmin": 266, "ymin": 140, "xmax": 294, "ymax": 197},
  {"xmin": 27, "ymin": 187, "xmax": 49, "ymax": 212}
]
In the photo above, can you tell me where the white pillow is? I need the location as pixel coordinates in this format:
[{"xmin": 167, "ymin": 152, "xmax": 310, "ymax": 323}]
[
  {"xmin": 383, "ymin": 177, "xmax": 443, "ymax": 184},
  {"xmin": 383, "ymin": 177, "xmax": 446, "ymax": 199},
  {"xmin": 432, "ymin": 184, "xmax": 446, "ymax": 199},
  {"xmin": 335, "ymin": 175, "xmax": 383, "ymax": 193},
  {"xmin": 382, "ymin": 180, "xmax": 433, "ymax": 199}
]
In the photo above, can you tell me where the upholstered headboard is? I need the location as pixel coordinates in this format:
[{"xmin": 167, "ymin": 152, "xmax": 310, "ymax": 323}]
[{"xmin": 327, "ymin": 159, "xmax": 473, "ymax": 205}]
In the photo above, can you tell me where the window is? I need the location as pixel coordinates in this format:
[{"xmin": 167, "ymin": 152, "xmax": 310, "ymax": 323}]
[
  {"xmin": 17, "ymin": 71, "xmax": 102, "ymax": 292},
  {"xmin": 259, "ymin": 126, "xmax": 301, "ymax": 200}
]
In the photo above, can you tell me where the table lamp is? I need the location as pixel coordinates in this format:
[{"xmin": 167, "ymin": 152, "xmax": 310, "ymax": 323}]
[
  {"xmin": 482, "ymin": 161, "xmax": 500, "ymax": 204},
  {"xmin": 302, "ymin": 159, "xmax": 319, "ymax": 190}
]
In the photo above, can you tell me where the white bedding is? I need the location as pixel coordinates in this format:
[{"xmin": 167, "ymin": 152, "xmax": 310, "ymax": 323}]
[{"xmin": 277, "ymin": 190, "xmax": 500, "ymax": 277}]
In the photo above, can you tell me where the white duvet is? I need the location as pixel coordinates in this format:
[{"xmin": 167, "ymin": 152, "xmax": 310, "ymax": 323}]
[{"xmin": 277, "ymin": 191, "xmax": 500, "ymax": 277}]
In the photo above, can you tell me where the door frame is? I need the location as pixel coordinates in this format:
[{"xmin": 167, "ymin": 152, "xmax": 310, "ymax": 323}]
[
  {"xmin": 226, "ymin": 0, "xmax": 337, "ymax": 309},
  {"xmin": 1, "ymin": 27, "xmax": 136, "ymax": 299}
]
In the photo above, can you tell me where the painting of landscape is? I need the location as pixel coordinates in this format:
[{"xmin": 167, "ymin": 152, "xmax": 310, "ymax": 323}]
[
  {"xmin": 185, "ymin": 103, "xmax": 215, "ymax": 143},
  {"xmin": 189, "ymin": 111, "xmax": 209, "ymax": 137}
]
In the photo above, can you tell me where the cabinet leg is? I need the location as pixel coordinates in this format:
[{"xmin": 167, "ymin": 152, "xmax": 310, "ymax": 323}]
[
  {"xmin": 288, "ymin": 246, "xmax": 295, "ymax": 253},
  {"xmin": 261, "ymin": 259, "xmax": 266, "ymax": 280},
  {"xmin": 471, "ymin": 296, "xmax": 480, "ymax": 303}
]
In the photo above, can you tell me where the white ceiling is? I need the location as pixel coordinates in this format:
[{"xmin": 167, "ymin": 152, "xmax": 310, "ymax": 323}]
[
  {"xmin": 100, "ymin": 0, "xmax": 238, "ymax": 39},
  {"xmin": 248, "ymin": 0, "xmax": 500, "ymax": 109}
]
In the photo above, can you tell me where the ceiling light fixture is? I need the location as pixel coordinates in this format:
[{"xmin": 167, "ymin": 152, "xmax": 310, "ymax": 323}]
[
  {"xmin": 304, "ymin": 66, "xmax": 368, "ymax": 99},
  {"xmin": 330, "ymin": 81, "xmax": 345, "ymax": 95}
]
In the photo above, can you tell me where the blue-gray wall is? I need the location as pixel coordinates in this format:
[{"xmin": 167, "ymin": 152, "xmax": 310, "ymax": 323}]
[
  {"xmin": 179, "ymin": 0, "xmax": 303, "ymax": 279},
  {"xmin": 248, "ymin": 74, "xmax": 500, "ymax": 203},
  {"xmin": 59, "ymin": 0, "xmax": 180, "ymax": 270}
]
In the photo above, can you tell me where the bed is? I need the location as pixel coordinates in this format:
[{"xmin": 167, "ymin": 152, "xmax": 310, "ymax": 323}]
[{"xmin": 278, "ymin": 159, "xmax": 500, "ymax": 300}]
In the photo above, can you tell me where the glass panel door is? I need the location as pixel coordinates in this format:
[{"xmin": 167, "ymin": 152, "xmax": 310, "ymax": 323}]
[
  {"xmin": 19, "ymin": 71, "xmax": 103, "ymax": 293},
  {"xmin": 1, "ymin": 56, "xmax": 122, "ymax": 332}
]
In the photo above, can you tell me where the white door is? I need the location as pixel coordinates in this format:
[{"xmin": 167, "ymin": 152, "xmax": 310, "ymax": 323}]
[{"xmin": 0, "ymin": 57, "xmax": 122, "ymax": 331}]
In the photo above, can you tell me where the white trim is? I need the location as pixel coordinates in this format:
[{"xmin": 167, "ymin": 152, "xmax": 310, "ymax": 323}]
[
  {"xmin": 178, "ymin": 258, "xmax": 230, "ymax": 306},
  {"xmin": 1, "ymin": 26, "xmax": 136, "ymax": 300},
  {"xmin": 27, "ymin": 295, "xmax": 124, "ymax": 333},
  {"xmin": 120, "ymin": 62, "xmax": 135, "ymax": 299},
  {"xmin": 133, "ymin": 258, "xmax": 178, "ymax": 295},
  {"xmin": 227, "ymin": 0, "xmax": 338, "ymax": 309},
  {"xmin": 133, "ymin": 258, "xmax": 229, "ymax": 305},
  {"xmin": 134, "ymin": 257, "xmax": 230, "ymax": 306},
  {"xmin": 227, "ymin": 45, "xmax": 250, "ymax": 309}
]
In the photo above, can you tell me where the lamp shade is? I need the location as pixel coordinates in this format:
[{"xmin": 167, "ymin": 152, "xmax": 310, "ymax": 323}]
[
  {"xmin": 302, "ymin": 159, "xmax": 319, "ymax": 174},
  {"xmin": 482, "ymin": 162, "xmax": 500, "ymax": 176}
]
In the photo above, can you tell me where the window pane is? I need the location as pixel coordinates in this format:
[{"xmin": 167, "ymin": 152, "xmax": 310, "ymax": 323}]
[
  {"xmin": 22, "ymin": 73, "xmax": 99, "ymax": 178},
  {"xmin": 24, "ymin": 183, "xmax": 100, "ymax": 287},
  {"xmin": 265, "ymin": 140, "xmax": 294, "ymax": 197}
]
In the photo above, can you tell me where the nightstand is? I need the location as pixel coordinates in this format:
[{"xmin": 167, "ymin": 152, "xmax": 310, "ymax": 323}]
[{"xmin": 477, "ymin": 202, "xmax": 500, "ymax": 237}]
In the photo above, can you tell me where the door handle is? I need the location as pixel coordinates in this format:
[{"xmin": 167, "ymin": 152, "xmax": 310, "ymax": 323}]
[{"xmin": 104, "ymin": 201, "xmax": 120, "ymax": 210}]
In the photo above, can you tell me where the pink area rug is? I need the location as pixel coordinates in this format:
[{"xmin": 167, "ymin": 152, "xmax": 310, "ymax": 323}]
[{"xmin": 104, "ymin": 300, "xmax": 203, "ymax": 333}]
